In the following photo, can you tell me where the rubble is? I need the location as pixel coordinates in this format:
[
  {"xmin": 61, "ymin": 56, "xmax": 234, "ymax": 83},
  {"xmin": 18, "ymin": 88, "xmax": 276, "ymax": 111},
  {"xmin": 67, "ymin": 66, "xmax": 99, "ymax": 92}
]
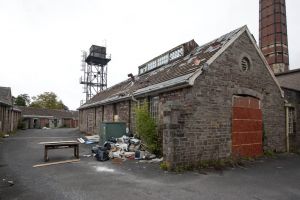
[{"xmin": 91, "ymin": 135, "xmax": 159, "ymax": 163}]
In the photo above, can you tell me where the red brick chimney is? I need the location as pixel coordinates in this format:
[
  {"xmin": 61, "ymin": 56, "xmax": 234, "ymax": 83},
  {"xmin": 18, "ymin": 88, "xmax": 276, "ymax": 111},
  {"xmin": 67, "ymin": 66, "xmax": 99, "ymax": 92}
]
[{"xmin": 259, "ymin": 0, "xmax": 289, "ymax": 73}]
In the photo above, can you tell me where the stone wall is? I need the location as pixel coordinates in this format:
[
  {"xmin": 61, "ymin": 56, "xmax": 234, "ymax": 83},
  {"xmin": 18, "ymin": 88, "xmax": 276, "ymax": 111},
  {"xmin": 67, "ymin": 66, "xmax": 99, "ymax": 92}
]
[
  {"xmin": 79, "ymin": 101, "xmax": 132, "ymax": 135},
  {"xmin": 162, "ymin": 32, "xmax": 286, "ymax": 168}
]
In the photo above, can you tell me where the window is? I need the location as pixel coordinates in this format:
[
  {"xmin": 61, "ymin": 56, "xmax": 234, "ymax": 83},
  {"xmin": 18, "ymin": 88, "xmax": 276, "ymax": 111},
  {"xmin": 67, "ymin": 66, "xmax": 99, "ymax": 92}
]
[
  {"xmin": 157, "ymin": 54, "xmax": 169, "ymax": 67},
  {"xmin": 147, "ymin": 60, "xmax": 157, "ymax": 70},
  {"xmin": 288, "ymin": 107, "xmax": 296, "ymax": 135},
  {"xmin": 241, "ymin": 57, "xmax": 251, "ymax": 72},
  {"xmin": 138, "ymin": 47, "xmax": 184, "ymax": 75},
  {"xmin": 139, "ymin": 66, "xmax": 147, "ymax": 74},
  {"xmin": 169, "ymin": 47, "xmax": 184, "ymax": 61},
  {"xmin": 150, "ymin": 96, "xmax": 159, "ymax": 123}
]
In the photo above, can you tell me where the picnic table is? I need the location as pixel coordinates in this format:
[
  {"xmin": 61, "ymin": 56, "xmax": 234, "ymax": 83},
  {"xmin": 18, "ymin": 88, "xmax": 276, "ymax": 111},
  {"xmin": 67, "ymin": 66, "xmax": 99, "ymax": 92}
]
[{"xmin": 39, "ymin": 141, "xmax": 80, "ymax": 162}]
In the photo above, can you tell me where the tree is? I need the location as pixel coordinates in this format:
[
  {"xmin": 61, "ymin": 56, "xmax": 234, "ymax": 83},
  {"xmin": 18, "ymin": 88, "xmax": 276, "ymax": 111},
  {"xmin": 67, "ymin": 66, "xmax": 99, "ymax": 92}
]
[
  {"xmin": 14, "ymin": 94, "xmax": 31, "ymax": 106},
  {"xmin": 30, "ymin": 92, "xmax": 68, "ymax": 110}
]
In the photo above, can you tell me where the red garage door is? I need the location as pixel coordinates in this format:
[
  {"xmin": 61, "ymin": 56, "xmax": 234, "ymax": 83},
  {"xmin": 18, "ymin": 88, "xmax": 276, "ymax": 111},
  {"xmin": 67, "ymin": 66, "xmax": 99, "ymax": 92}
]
[{"xmin": 232, "ymin": 96, "xmax": 263, "ymax": 157}]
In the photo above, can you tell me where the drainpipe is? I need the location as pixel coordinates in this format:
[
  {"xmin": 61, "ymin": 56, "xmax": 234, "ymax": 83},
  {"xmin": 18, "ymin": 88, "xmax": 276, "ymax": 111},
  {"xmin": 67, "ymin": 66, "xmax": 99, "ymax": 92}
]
[{"xmin": 285, "ymin": 103, "xmax": 292, "ymax": 152}]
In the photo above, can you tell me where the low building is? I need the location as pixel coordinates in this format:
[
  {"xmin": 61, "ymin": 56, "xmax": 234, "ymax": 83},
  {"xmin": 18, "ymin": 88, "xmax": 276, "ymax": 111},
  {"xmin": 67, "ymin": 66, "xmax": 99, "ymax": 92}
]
[
  {"xmin": 17, "ymin": 106, "xmax": 78, "ymax": 129},
  {"xmin": 0, "ymin": 87, "xmax": 21, "ymax": 134},
  {"xmin": 276, "ymin": 69, "xmax": 300, "ymax": 151},
  {"xmin": 79, "ymin": 26, "xmax": 286, "ymax": 168}
]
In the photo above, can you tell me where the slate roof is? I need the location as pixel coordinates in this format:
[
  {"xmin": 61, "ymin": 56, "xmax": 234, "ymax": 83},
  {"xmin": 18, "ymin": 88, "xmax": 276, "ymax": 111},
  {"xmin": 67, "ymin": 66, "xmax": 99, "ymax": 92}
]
[
  {"xmin": 79, "ymin": 26, "xmax": 260, "ymax": 109},
  {"xmin": 17, "ymin": 106, "xmax": 78, "ymax": 119},
  {"xmin": 0, "ymin": 86, "xmax": 12, "ymax": 106},
  {"xmin": 275, "ymin": 68, "xmax": 300, "ymax": 91}
]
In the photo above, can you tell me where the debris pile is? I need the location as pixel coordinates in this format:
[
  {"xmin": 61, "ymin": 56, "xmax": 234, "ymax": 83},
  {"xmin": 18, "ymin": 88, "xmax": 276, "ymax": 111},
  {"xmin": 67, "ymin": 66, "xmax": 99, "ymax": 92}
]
[{"xmin": 91, "ymin": 135, "xmax": 157, "ymax": 162}]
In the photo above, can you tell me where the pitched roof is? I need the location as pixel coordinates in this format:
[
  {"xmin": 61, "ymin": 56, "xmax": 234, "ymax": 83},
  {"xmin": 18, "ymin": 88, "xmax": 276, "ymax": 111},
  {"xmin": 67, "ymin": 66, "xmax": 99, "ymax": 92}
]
[
  {"xmin": 275, "ymin": 68, "xmax": 300, "ymax": 91},
  {"xmin": 17, "ymin": 106, "xmax": 78, "ymax": 119},
  {"xmin": 0, "ymin": 86, "xmax": 12, "ymax": 106},
  {"xmin": 79, "ymin": 25, "xmax": 283, "ymax": 109}
]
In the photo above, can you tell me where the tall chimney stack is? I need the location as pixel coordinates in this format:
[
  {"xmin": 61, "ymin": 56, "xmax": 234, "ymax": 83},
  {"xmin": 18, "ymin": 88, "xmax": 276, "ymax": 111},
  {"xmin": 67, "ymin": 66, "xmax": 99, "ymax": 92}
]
[{"xmin": 259, "ymin": 0, "xmax": 289, "ymax": 73}]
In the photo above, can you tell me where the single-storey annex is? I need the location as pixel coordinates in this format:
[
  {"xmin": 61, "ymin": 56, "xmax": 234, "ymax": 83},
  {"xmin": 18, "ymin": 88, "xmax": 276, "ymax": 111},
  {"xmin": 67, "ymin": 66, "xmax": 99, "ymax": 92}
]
[
  {"xmin": 17, "ymin": 106, "xmax": 79, "ymax": 129},
  {"xmin": 79, "ymin": 26, "xmax": 286, "ymax": 168},
  {"xmin": 0, "ymin": 86, "xmax": 21, "ymax": 134},
  {"xmin": 276, "ymin": 69, "xmax": 300, "ymax": 151}
]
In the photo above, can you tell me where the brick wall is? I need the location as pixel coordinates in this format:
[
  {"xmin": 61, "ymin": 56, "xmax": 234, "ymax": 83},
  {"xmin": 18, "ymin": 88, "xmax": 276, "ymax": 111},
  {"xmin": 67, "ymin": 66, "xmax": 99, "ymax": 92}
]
[
  {"xmin": 259, "ymin": 0, "xmax": 289, "ymax": 73},
  {"xmin": 162, "ymin": 32, "xmax": 285, "ymax": 168}
]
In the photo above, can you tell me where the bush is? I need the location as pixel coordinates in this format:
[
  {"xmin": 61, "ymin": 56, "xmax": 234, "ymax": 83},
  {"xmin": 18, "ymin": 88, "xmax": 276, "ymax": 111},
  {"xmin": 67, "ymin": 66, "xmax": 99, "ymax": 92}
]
[{"xmin": 135, "ymin": 100, "xmax": 158, "ymax": 153}]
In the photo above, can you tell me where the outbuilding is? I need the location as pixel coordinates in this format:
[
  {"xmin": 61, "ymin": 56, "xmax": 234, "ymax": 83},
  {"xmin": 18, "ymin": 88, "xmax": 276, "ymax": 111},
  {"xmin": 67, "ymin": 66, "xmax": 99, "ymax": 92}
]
[
  {"xmin": 79, "ymin": 26, "xmax": 286, "ymax": 168},
  {"xmin": 18, "ymin": 106, "xmax": 78, "ymax": 129},
  {"xmin": 276, "ymin": 69, "xmax": 300, "ymax": 151},
  {"xmin": 0, "ymin": 86, "xmax": 21, "ymax": 134}
]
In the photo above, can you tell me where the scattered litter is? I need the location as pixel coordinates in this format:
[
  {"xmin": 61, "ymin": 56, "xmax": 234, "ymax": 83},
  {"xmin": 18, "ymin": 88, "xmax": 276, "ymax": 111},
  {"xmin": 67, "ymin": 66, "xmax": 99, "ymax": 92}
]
[
  {"xmin": 3, "ymin": 134, "xmax": 9, "ymax": 138},
  {"xmin": 139, "ymin": 157, "xmax": 163, "ymax": 163},
  {"xmin": 95, "ymin": 166, "xmax": 115, "ymax": 173},
  {"xmin": 83, "ymin": 154, "xmax": 92, "ymax": 157},
  {"xmin": 42, "ymin": 127, "xmax": 50, "ymax": 130},
  {"xmin": 77, "ymin": 138, "xmax": 85, "ymax": 143},
  {"xmin": 2, "ymin": 179, "xmax": 14, "ymax": 187},
  {"xmin": 95, "ymin": 147, "xmax": 109, "ymax": 161},
  {"xmin": 7, "ymin": 180, "xmax": 14, "ymax": 186},
  {"xmin": 85, "ymin": 135, "xmax": 99, "ymax": 143},
  {"xmin": 85, "ymin": 140, "xmax": 95, "ymax": 144}
]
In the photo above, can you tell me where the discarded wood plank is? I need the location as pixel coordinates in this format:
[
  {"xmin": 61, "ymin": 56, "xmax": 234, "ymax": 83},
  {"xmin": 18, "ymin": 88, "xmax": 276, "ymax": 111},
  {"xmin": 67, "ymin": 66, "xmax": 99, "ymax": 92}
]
[
  {"xmin": 38, "ymin": 141, "xmax": 78, "ymax": 145},
  {"xmin": 33, "ymin": 159, "xmax": 80, "ymax": 168}
]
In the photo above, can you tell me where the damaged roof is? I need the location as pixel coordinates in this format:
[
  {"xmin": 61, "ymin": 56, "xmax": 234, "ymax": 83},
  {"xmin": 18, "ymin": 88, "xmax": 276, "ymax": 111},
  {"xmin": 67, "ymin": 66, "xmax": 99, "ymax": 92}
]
[
  {"xmin": 79, "ymin": 26, "xmax": 247, "ymax": 109},
  {"xmin": 17, "ymin": 106, "xmax": 78, "ymax": 119},
  {"xmin": 0, "ymin": 86, "xmax": 12, "ymax": 106}
]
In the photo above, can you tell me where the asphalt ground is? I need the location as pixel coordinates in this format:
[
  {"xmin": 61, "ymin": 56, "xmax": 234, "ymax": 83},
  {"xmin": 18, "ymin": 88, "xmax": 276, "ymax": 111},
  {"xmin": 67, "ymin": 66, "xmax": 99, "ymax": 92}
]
[{"xmin": 0, "ymin": 128, "xmax": 300, "ymax": 200}]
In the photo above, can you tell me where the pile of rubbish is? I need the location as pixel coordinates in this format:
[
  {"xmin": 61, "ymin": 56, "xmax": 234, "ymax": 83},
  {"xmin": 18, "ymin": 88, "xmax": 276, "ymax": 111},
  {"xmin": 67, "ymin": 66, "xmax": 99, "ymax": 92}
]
[{"xmin": 91, "ymin": 135, "xmax": 157, "ymax": 162}]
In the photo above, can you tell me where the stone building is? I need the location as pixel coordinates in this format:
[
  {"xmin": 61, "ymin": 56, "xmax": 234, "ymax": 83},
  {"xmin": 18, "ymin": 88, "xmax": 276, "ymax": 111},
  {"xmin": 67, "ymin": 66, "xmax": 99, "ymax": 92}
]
[
  {"xmin": 18, "ymin": 106, "xmax": 78, "ymax": 129},
  {"xmin": 79, "ymin": 26, "xmax": 287, "ymax": 168},
  {"xmin": 0, "ymin": 86, "xmax": 21, "ymax": 134},
  {"xmin": 276, "ymin": 69, "xmax": 300, "ymax": 151}
]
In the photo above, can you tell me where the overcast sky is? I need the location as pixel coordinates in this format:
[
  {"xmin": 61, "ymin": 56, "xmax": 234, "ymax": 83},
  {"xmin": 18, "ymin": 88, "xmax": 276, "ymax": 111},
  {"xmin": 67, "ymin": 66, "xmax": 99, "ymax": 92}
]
[{"xmin": 0, "ymin": 0, "xmax": 299, "ymax": 110}]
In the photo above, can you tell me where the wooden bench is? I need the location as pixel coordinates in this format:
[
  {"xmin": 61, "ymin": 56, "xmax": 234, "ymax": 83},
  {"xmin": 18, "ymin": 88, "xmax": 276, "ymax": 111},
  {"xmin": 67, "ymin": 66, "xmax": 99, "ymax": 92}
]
[{"xmin": 39, "ymin": 141, "xmax": 80, "ymax": 162}]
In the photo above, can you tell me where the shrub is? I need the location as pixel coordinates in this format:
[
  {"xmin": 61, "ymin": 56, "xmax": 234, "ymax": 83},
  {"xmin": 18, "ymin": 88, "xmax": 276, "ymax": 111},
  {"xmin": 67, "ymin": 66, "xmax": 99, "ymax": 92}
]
[{"xmin": 135, "ymin": 100, "xmax": 158, "ymax": 153}]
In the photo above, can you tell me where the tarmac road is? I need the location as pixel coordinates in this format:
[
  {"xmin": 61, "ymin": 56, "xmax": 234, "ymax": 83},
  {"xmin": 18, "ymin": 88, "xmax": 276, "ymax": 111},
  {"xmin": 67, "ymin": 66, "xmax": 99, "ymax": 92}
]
[{"xmin": 1, "ymin": 128, "xmax": 300, "ymax": 200}]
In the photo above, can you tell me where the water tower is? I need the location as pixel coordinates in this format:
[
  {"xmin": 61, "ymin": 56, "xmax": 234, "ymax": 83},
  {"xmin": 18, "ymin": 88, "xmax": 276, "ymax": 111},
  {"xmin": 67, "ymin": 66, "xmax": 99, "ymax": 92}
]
[{"xmin": 80, "ymin": 45, "xmax": 111, "ymax": 104}]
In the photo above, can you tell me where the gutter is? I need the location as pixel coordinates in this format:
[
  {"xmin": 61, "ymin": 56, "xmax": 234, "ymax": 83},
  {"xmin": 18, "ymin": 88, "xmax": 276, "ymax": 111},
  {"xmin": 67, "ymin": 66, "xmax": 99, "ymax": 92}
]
[
  {"xmin": 78, "ymin": 73, "xmax": 194, "ymax": 110},
  {"xmin": 23, "ymin": 115, "xmax": 54, "ymax": 118}
]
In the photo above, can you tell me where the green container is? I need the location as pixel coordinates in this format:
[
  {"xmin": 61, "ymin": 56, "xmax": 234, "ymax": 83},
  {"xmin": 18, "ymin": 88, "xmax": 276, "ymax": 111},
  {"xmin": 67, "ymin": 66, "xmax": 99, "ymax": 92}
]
[{"xmin": 99, "ymin": 122, "xmax": 126, "ymax": 145}]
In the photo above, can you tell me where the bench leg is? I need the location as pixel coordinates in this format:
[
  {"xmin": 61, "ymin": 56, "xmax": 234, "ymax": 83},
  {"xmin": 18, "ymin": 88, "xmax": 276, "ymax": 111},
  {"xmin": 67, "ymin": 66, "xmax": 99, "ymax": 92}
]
[
  {"xmin": 76, "ymin": 145, "xmax": 79, "ymax": 159},
  {"xmin": 44, "ymin": 148, "xmax": 49, "ymax": 162}
]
